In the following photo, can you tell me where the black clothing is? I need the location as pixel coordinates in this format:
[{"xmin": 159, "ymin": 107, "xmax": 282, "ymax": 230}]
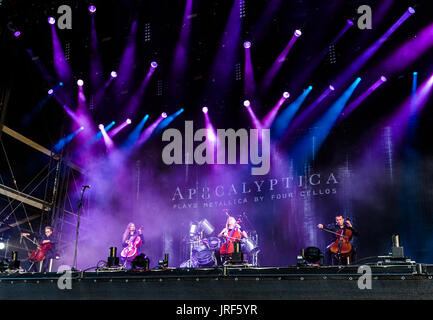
[{"xmin": 323, "ymin": 223, "xmax": 359, "ymax": 265}]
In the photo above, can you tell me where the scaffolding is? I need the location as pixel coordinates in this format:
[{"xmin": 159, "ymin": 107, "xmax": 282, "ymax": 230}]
[{"xmin": 0, "ymin": 123, "xmax": 85, "ymax": 270}]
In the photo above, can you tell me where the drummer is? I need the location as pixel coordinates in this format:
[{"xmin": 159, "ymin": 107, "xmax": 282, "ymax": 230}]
[{"xmin": 215, "ymin": 216, "xmax": 248, "ymax": 265}]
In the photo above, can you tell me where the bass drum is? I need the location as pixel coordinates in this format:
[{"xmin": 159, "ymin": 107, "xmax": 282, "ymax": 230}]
[
  {"xmin": 241, "ymin": 238, "xmax": 260, "ymax": 255},
  {"xmin": 207, "ymin": 237, "xmax": 221, "ymax": 250},
  {"xmin": 192, "ymin": 242, "xmax": 215, "ymax": 267},
  {"xmin": 195, "ymin": 250, "xmax": 216, "ymax": 267}
]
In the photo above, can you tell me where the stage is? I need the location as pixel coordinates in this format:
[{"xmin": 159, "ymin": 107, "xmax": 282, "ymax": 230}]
[
  {"xmin": 2, "ymin": 0, "xmax": 433, "ymax": 304},
  {"xmin": 1, "ymin": 263, "xmax": 433, "ymax": 300}
]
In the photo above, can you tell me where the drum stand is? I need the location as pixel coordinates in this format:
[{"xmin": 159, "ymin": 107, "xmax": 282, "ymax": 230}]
[{"xmin": 250, "ymin": 233, "xmax": 259, "ymax": 266}]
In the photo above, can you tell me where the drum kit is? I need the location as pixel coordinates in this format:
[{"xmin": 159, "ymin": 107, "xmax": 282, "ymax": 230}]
[{"xmin": 180, "ymin": 216, "xmax": 260, "ymax": 268}]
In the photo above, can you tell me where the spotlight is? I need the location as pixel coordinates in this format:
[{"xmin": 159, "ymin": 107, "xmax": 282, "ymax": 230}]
[
  {"xmin": 79, "ymin": 126, "xmax": 85, "ymax": 131},
  {"xmin": 98, "ymin": 124, "xmax": 104, "ymax": 130},
  {"xmin": 111, "ymin": 71, "xmax": 118, "ymax": 78},
  {"xmin": 111, "ymin": 121, "xmax": 115, "ymax": 125},
  {"xmin": 413, "ymin": 72, "xmax": 418, "ymax": 76},
  {"xmin": 151, "ymin": 61, "xmax": 158, "ymax": 68},
  {"xmin": 408, "ymin": 7, "xmax": 415, "ymax": 15},
  {"xmin": 13, "ymin": 31, "xmax": 21, "ymax": 38},
  {"xmin": 202, "ymin": 106, "xmax": 208, "ymax": 113},
  {"xmin": 308, "ymin": 85, "xmax": 313, "ymax": 90},
  {"xmin": 59, "ymin": 82, "xmax": 64, "ymax": 86},
  {"xmin": 48, "ymin": 89, "xmax": 54, "ymax": 95},
  {"xmin": 294, "ymin": 29, "xmax": 302, "ymax": 37},
  {"xmin": 0, "ymin": 242, "xmax": 5, "ymax": 250},
  {"xmin": 380, "ymin": 76, "xmax": 387, "ymax": 82},
  {"xmin": 48, "ymin": 17, "xmax": 56, "ymax": 25},
  {"xmin": 77, "ymin": 79, "xmax": 84, "ymax": 86},
  {"xmin": 126, "ymin": 118, "xmax": 132, "ymax": 124},
  {"xmin": 347, "ymin": 19, "xmax": 354, "ymax": 26},
  {"xmin": 243, "ymin": 41, "xmax": 251, "ymax": 49},
  {"xmin": 329, "ymin": 85, "xmax": 335, "ymax": 91},
  {"xmin": 107, "ymin": 247, "xmax": 119, "ymax": 267},
  {"xmin": 88, "ymin": 5, "xmax": 96, "ymax": 13},
  {"xmin": 131, "ymin": 253, "xmax": 150, "ymax": 270},
  {"xmin": 283, "ymin": 92, "xmax": 290, "ymax": 99},
  {"xmin": 302, "ymin": 247, "xmax": 323, "ymax": 264},
  {"xmin": 161, "ymin": 112, "xmax": 167, "ymax": 118},
  {"xmin": 243, "ymin": 100, "xmax": 251, "ymax": 107}
]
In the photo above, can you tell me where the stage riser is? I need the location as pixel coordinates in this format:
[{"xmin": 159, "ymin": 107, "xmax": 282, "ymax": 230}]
[{"xmin": 1, "ymin": 278, "xmax": 433, "ymax": 300}]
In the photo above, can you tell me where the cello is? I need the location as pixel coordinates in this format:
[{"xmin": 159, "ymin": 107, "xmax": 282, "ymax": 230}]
[
  {"xmin": 23, "ymin": 235, "xmax": 52, "ymax": 263},
  {"xmin": 121, "ymin": 226, "xmax": 144, "ymax": 260},
  {"xmin": 220, "ymin": 218, "xmax": 242, "ymax": 255}
]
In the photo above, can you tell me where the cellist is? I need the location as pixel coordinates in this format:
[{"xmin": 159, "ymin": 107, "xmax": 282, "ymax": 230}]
[
  {"xmin": 317, "ymin": 214, "xmax": 359, "ymax": 265},
  {"xmin": 21, "ymin": 226, "xmax": 57, "ymax": 272},
  {"xmin": 120, "ymin": 222, "xmax": 144, "ymax": 268},
  {"xmin": 215, "ymin": 216, "xmax": 248, "ymax": 266}
]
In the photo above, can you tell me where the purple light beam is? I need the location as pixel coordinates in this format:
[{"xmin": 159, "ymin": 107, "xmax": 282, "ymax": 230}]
[{"xmin": 262, "ymin": 30, "xmax": 301, "ymax": 91}]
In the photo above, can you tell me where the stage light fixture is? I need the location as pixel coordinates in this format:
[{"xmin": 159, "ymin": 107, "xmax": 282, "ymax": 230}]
[
  {"xmin": 302, "ymin": 247, "xmax": 323, "ymax": 264},
  {"xmin": 88, "ymin": 5, "xmax": 96, "ymax": 13},
  {"xmin": 347, "ymin": 19, "xmax": 354, "ymax": 26},
  {"xmin": 0, "ymin": 242, "xmax": 5, "ymax": 250},
  {"xmin": 243, "ymin": 100, "xmax": 251, "ymax": 107},
  {"xmin": 126, "ymin": 119, "xmax": 132, "ymax": 124},
  {"xmin": 77, "ymin": 79, "xmax": 84, "ymax": 86},
  {"xmin": 107, "ymin": 247, "xmax": 119, "ymax": 267},
  {"xmin": 202, "ymin": 106, "xmax": 208, "ymax": 113},
  {"xmin": 111, "ymin": 71, "xmax": 118, "ymax": 78},
  {"xmin": 13, "ymin": 31, "xmax": 21, "ymax": 38},
  {"xmin": 161, "ymin": 112, "xmax": 167, "ymax": 118},
  {"xmin": 9, "ymin": 251, "xmax": 20, "ymax": 269},
  {"xmin": 294, "ymin": 29, "xmax": 302, "ymax": 37},
  {"xmin": 48, "ymin": 17, "xmax": 55, "ymax": 25},
  {"xmin": 283, "ymin": 92, "xmax": 290, "ymax": 99},
  {"xmin": 151, "ymin": 61, "xmax": 158, "ymax": 68},
  {"xmin": 408, "ymin": 7, "xmax": 415, "ymax": 15},
  {"xmin": 413, "ymin": 72, "xmax": 418, "ymax": 76},
  {"xmin": 48, "ymin": 89, "xmax": 54, "ymax": 95},
  {"xmin": 79, "ymin": 126, "xmax": 85, "ymax": 131},
  {"xmin": 329, "ymin": 85, "xmax": 335, "ymax": 91},
  {"xmin": 131, "ymin": 253, "xmax": 150, "ymax": 270},
  {"xmin": 59, "ymin": 82, "xmax": 64, "ymax": 86},
  {"xmin": 156, "ymin": 253, "xmax": 169, "ymax": 269},
  {"xmin": 98, "ymin": 124, "xmax": 104, "ymax": 130},
  {"xmin": 381, "ymin": 76, "xmax": 387, "ymax": 82},
  {"xmin": 243, "ymin": 41, "xmax": 251, "ymax": 49}
]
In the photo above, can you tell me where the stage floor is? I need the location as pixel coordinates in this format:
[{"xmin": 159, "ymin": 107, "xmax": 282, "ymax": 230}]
[{"xmin": 1, "ymin": 263, "xmax": 433, "ymax": 299}]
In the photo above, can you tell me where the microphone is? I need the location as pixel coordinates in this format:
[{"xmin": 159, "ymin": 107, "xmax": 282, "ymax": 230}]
[{"xmin": 82, "ymin": 185, "xmax": 91, "ymax": 189}]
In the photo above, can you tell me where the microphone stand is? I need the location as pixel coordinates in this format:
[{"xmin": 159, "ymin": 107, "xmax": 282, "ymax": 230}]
[{"xmin": 72, "ymin": 185, "xmax": 89, "ymax": 271}]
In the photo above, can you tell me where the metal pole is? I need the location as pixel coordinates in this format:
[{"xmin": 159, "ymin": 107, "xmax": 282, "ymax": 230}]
[{"xmin": 72, "ymin": 185, "xmax": 89, "ymax": 270}]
